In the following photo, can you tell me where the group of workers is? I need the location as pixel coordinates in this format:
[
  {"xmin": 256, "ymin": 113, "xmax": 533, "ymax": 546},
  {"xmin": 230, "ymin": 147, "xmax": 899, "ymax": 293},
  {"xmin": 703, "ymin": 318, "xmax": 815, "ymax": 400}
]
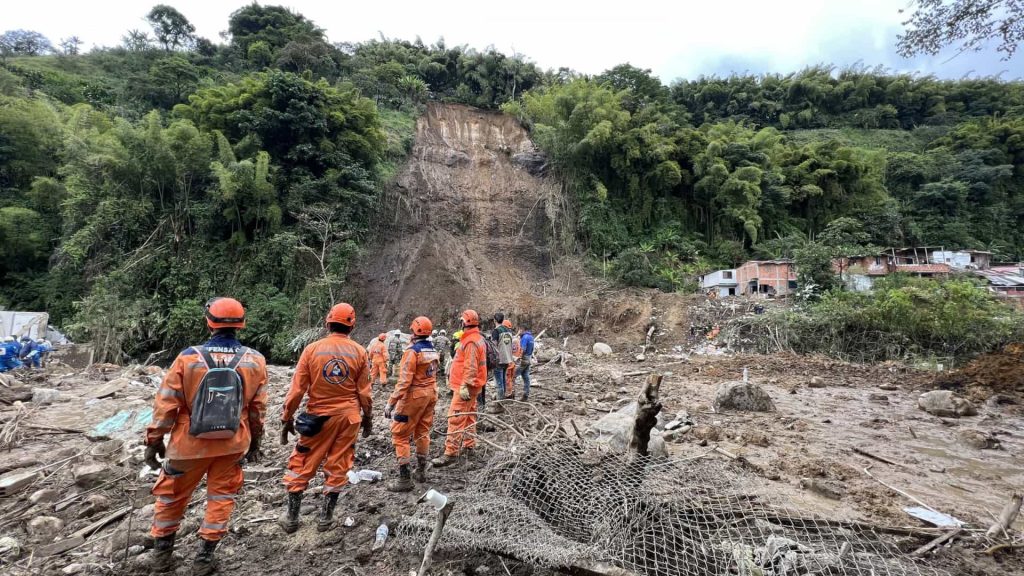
[
  {"xmin": 0, "ymin": 336, "xmax": 52, "ymax": 372},
  {"xmin": 141, "ymin": 297, "xmax": 536, "ymax": 574}
]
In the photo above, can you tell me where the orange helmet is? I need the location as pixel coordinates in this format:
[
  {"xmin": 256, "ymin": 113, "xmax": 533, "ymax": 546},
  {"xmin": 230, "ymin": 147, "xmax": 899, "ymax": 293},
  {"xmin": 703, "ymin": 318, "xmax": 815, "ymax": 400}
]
[
  {"xmin": 502, "ymin": 319, "xmax": 512, "ymax": 329},
  {"xmin": 410, "ymin": 316, "xmax": 433, "ymax": 336},
  {"xmin": 326, "ymin": 303, "xmax": 356, "ymax": 327},
  {"xmin": 378, "ymin": 333, "xmax": 386, "ymax": 341},
  {"xmin": 461, "ymin": 309, "xmax": 479, "ymax": 327},
  {"xmin": 205, "ymin": 297, "xmax": 246, "ymax": 329}
]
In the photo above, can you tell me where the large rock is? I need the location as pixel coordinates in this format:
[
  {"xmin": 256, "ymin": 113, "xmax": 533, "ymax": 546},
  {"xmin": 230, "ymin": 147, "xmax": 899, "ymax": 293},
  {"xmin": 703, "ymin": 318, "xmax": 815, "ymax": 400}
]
[
  {"xmin": 957, "ymin": 429, "xmax": 1000, "ymax": 450},
  {"xmin": 31, "ymin": 388, "xmax": 62, "ymax": 405},
  {"xmin": 72, "ymin": 463, "xmax": 110, "ymax": 489},
  {"xmin": 27, "ymin": 516, "xmax": 64, "ymax": 538},
  {"xmin": 713, "ymin": 381, "xmax": 776, "ymax": 412},
  {"xmin": 918, "ymin": 390, "xmax": 977, "ymax": 417},
  {"xmin": 29, "ymin": 489, "xmax": 59, "ymax": 505},
  {"xmin": 592, "ymin": 343, "xmax": 613, "ymax": 357}
]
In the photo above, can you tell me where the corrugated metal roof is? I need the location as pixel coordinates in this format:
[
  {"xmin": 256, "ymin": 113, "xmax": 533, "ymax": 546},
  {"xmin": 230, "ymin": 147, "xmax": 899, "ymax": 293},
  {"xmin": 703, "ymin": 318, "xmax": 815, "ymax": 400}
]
[{"xmin": 973, "ymin": 269, "xmax": 1024, "ymax": 287}]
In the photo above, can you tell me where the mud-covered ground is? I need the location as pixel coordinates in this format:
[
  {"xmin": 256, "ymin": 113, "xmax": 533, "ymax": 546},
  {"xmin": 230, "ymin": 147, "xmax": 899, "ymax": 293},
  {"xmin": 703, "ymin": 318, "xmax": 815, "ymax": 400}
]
[{"xmin": 1, "ymin": 341, "xmax": 1022, "ymax": 576}]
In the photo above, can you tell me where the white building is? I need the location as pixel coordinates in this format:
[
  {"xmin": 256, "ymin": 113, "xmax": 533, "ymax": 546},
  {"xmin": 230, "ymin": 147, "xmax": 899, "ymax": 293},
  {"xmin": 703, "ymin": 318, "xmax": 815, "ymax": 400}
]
[{"xmin": 700, "ymin": 269, "xmax": 738, "ymax": 297}]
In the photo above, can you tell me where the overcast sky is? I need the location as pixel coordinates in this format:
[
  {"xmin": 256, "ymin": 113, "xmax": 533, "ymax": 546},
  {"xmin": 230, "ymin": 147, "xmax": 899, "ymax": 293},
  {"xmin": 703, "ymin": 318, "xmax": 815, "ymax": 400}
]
[{"xmin": 6, "ymin": 0, "xmax": 1022, "ymax": 81}]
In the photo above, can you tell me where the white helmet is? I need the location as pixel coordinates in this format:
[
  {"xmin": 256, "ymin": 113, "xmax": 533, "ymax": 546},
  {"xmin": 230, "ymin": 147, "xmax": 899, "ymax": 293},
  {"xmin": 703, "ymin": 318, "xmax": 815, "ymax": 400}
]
[
  {"xmin": 2, "ymin": 336, "xmax": 13, "ymax": 342},
  {"xmin": 439, "ymin": 329, "xmax": 447, "ymax": 337}
]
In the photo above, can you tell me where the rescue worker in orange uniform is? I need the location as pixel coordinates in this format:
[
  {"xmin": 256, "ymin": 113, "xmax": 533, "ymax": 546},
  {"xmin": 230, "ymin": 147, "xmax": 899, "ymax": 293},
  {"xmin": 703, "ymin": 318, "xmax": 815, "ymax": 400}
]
[
  {"xmin": 279, "ymin": 303, "xmax": 372, "ymax": 533},
  {"xmin": 368, "ymin": 332, "xmax": 388, "ymax": 386},
  {"xmin": 503, "ymin": 318, "xmax": 519, "ymax": 399},
  {"xmin": 384, "ymin": 316, "xmax": 440, "ymax": 492},
  {"xmin": 432, "ymin": 309, "xmax": 487, "ymax": 467},
  {"xmin": 144, "ymin": 297, "xmax": 268, "ymax": 575}
]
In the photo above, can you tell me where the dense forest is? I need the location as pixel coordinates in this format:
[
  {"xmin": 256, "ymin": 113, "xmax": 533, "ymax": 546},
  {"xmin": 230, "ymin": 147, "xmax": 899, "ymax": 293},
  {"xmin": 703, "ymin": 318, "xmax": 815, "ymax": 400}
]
[{"xmin": 1, "ymin": 3, "xmax": 1022, "ymax": 361}]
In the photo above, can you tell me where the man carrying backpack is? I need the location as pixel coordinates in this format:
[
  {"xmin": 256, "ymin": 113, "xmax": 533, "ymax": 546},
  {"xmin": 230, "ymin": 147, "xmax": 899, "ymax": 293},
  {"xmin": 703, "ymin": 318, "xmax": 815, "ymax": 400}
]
[
  {"xmin": 490, "ymin": 312, "xmax": 515, "ymax": 400},
  {"xmin": 385, "ymin": 316, "xmax": 439, "ymax": 492},
  {"xmin": 279, "ymin": 303, "xmax": 372, "ymax": 533},
  {"xmin": 144, "ymin": 297, "xmax": 268, "ymax": 575},
  {"xmin": 432, "ymin": 309, "xmax": 486, "ymax": 468}
]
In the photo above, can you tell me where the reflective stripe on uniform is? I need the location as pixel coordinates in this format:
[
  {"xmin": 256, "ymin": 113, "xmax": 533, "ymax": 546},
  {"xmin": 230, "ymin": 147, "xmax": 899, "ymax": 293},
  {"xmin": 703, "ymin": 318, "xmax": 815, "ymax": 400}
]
[
  {"xmin": 284, "ymin": 469, "xmax": 305, "ymax": 479},
  {"xmin": 153, "ymin": 519, "xmax": 181, "ymax": 528},
  {"xmin": 201, "ymin": 521, "xmax": 227, "ymax": 531},
  {"xmin": 206, "ymin": 494, "xmax": 236, "ymax": 501},
  {"xmin": 157, "ymin": 388, "xmax": 183, "ymax": 398}
]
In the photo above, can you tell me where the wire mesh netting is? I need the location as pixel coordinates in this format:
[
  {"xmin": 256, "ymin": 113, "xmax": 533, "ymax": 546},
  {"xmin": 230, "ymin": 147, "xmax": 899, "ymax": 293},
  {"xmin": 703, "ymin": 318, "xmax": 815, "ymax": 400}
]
[{"xmin": 398, "ymin": 437, "xmax": 948, "ymax": 576}]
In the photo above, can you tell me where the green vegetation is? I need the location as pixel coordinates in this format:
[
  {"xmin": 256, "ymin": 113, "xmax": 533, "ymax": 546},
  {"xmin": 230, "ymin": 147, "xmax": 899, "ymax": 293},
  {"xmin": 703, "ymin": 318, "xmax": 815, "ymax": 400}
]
[
  {"xmin": 737, "ymin": 276, "xmax": 1023, "ymax": 363},
  {"xmin": 1, "ymin": 4, "xmax": 1023, "ymax": 362}
]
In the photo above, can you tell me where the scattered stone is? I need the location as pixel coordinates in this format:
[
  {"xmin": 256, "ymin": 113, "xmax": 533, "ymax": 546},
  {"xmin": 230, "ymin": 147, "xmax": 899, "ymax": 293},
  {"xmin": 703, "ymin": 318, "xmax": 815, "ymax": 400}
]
[
  {"xmin": 618, "ymin": 387, "xmax": 628, "ymax": 395},
  {"xmin": 28, "ymin": 516, "xmax": 64, "ymax": 538},
  {"xmin": 79, "ymin": 494, "xmax": 111, "ymax": 518},
  {"xmin": 0, "ymin": 536, "xmax": 19, "ymax": 556},
  {"xmin": 572, "ymin": 401, "xmax": 588, "ymax": 416},
  {"xmin": 592, "ymin": 343, "xmax": 613, "ymax": 357},
  {"xmin": 713, "ymin": 381, "xmax": 776, "ymax": 412},
  {"xmin": 691, "ymin": 424, "xmax": 722, "ymax": 442},
  {"xmin": 29, "ymin": 488, "xmax": 58, "ymax": 505},
  {"xmin": 918, "ymin": 390, "xmax": 977, "ymax": 418},
  {"xmin": 986, "ymin": 394, "xmax": 1017, "ymax": 408},
  {"xmin": 878, "ymin": 383, "xmax": 898, "ymax": 391},
  {"xmin": 127, "ymin": 545, "xmax": 145, "ymax": 556},
  {"xmin": 61, "ymin": 563, "xmax": 86, "ymax": 575},
  {"xmin": 868, "ymin": 393, "xmax": 889, "ymax": 404},
  {"xmin": 741, "ymin": 430, "xmax": 771, "ymax": 447},
  {"xmin": 31, "ymin": 388, "xmax": 62, "ymax": 405},
  {"xmin": 598, "ymin": 391, "xmax": 617, "ymax": 402},
  {"xmin": 808, "ymin": 377, "xmax": 826, "ymax": 388},
  {"xmin": 0, "ymin": 470, "xmax": 40, "ymax": 497},
  {"xmin": 799, "ymin": 478, "xmax": 845, "ymax": 500},
  {"xmin": 244, "ymin": 467, "xmax": 282, "ymax": 482},
  {"xmin": 72, "ymin": 463, "xmax": 110, "ymax": 489},
  {"xmin": 610, "ymin": 372, "xmax": 625, "ymax": 387},
  {"xmin": 957, "ymin": 429, "xmax": 1000, "ymax": 450}
]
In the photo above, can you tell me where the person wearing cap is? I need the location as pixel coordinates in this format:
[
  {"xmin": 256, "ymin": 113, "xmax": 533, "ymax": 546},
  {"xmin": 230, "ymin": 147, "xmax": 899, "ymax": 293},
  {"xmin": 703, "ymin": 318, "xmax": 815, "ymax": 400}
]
[
  {"xmin": 385, "ymin": 316, "xmax": 440, "ymax": 492},
  {"xmin": 279, "ymin": 303, "xmax": 372, "ymax": 533},
  {"xmin": 144, "ymin": 297, "xmax": 268, "ymax": 575},
  {"xmin": 432, "ymin": 309, "xmax": 487, "ymax": 467}
]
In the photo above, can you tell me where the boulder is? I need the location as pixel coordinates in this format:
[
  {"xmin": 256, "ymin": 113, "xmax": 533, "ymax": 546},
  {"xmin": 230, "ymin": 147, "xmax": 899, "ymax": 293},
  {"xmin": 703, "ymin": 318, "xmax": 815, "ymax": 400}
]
[
  {"xmin": 691, "ymin": 424, "xmax": 722, "ymax": 442},
  {"xmin": 72, "ymin": 463, "xmax": 110, "ymax": 489},
  {"xmin": 29, "ymin": 489, "xmax": 59, "ymax": 505},
  {"xmin": 918, "ymin": 390, "xmax": 977, "ymax": 418},
  {"xmin": 592, "ymin": 343, "xmax": 613, "ymax": 357},
  {"xmin": 586, "ymin": 402, "xmax": 668, "ymax": 458},
  {"xmin": 808, "ymin": 376, "xmax": 826, "ymax": 388},
  {"xmin": 31, "ymin": 388, "xmax": 62, "ymax": 405},
  {"xmin": 713, "ymin": 381, "xmax": 776, "ymax": 412},
  {"xmin": 27, "ymin": 516, "xmax": 64, "ymax": 538},
  {"xmin": 957, "ymin": 429, "xmax": 1000, "ymax": 450}
]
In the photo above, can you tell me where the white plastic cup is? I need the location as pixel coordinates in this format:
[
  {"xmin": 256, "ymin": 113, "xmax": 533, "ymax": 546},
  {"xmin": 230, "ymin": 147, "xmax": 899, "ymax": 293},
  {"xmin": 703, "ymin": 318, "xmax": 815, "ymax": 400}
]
[{"xmin": 423, "ymin": 489, "xmax": 448, "ymax": 510}]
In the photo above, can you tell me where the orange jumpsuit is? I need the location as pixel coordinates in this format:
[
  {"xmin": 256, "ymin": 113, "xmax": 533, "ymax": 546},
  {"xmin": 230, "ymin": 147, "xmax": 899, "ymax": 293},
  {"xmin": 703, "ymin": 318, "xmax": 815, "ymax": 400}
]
[
  {"xmin": 505, "ymin": 335, "xmax": 522, "ymax": 398},
  {"xmin": 282, "ymin": 333, "xmax": 371, "ymax": 493},
  {"xmin": 367, "ymin": 337, "xmax": 388, "ymax": 385},
  {"xmin": 388, "ymin": 340, "xmax": 439, "ymax": 465},
  {"xmin": 146, "ymin": 338, "xmax": 268, "ymax": 542},
  {"xmin": 444, "ymin": 327, "xmax": 487, "ymax": 456}
]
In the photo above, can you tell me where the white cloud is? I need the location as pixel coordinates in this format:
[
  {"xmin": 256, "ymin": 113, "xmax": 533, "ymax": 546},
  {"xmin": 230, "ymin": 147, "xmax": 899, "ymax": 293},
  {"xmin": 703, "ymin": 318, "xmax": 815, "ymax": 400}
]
[{"xmin": 4, "ymin": 0, "xmax": 1021, "ymax": 79}]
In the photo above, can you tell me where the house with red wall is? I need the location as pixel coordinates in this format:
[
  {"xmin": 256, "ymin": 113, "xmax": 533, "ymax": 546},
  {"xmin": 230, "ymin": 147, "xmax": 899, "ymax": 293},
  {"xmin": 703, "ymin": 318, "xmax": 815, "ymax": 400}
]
[{"xmin": 735, "ymin": 260, "xmax": 797, "ymax": 297}]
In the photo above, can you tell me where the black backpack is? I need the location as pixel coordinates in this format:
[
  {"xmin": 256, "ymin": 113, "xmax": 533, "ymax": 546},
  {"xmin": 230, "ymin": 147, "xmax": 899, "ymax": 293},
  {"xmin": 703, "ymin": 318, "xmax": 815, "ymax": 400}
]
[
  {"xmin": 483, "ymin": 339, "xmax": 499, "ymax": 371},
  {"xmin": 188, "ymin": 347, "xmax": 246, "ymax": 439}
]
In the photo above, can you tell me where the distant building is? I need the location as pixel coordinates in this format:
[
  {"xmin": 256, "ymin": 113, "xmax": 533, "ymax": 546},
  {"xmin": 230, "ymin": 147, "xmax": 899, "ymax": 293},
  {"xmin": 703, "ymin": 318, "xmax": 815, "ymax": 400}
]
[
  {"xmin": 832, "ymin": 253, "xmax": 894, "ymax": 292},
  {"xmin": 700, "ymin": 269, "xmax": 738, "ymax": 298},
  {"xmin": 930, "ymin": 250, "xmax": 992, "ymax": 270},
  {"xmin": 973, "ymin": 265, "xmax": 1024, "ymax": 307},
  {"xmin": 736, "ymin": 260, "xmax": 797, "ymax": 297}
]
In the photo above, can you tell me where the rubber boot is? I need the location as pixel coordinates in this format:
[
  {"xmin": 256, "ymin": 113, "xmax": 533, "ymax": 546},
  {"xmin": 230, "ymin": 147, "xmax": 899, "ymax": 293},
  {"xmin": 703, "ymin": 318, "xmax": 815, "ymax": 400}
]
[
  {"xmin": 413, "ymin": 455, "xmax": 428, "ymax": 483},
  {"xmin": 279, "ymin": 492, "xmax": 302, "ymax": 534},
  {"xmin": 430, "ymin": 453, "xmax": 459, "ymax": 468},
  {"xmin": 192, "ymin": 539, "xmax": 218, "ymax": 576},
  {"xmin": 317, "ymin": 493, "xmax": 339, "ymax": 532},
  {"xmin": 386, "ymin": 464, "xmax": 414, "ymax": 492},
  {"xmin": 151, "ymin": 533, "xmax": 176, "ymax": 573}
]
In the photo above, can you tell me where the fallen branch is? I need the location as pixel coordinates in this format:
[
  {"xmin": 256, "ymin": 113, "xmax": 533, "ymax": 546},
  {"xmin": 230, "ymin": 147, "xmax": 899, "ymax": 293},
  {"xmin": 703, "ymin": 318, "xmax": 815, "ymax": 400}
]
[
  {"xmin": 986, "ymin": 493, "xmax": 1022, "ymax": 539},
  {"xmin": 852, "ymin": 447, "xmax": 903, "ymax": 468},
  {"xmin": 22, "ymin": 423, "xmax": 84, "ymax": 434},
  {"xmin": 911, "ymin": 528, "xmax": 962, "ymax": 556},
  {"xmin": 54, "ymin": 473, "xmax": 131, "ymax": 510},
  {"xmin": 417, "ymin": 500, "xmax": 454, "ymax": 576},
  {"xmin": 985, "ymin": 542, "xmax": 1024, "ymax": 555},
  {"xmin": 628, "ymin": 374, "xmax": 662, "ymax": 457}
]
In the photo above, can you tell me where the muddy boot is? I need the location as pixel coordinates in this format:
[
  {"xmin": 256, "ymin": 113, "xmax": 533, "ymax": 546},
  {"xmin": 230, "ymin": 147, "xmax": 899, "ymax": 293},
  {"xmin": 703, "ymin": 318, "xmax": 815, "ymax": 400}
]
[
  {"xmin": 317, "ymin": 493, "xmax": 339, "ymax": 532},
  {"xmin": 192, "ymin": 539, "xmax": 218, "ymax": 576},
  {"xmin": 279, "ymin": 492, "xmax": 302, "ymax": 534},
  {"xmin": 387, "ymin": 464, "xmax": 414, "ymax": 492},
  {"xmin": 430, "ymin": 453, "xmax": 459, "ymax": 468},
  {"xmin": 413, "ymin": 455, "xmax": 428, "ymax": 483},
  {"xmin": 151, "ymin": 533, "xmax": 176, "ymax": 573}
]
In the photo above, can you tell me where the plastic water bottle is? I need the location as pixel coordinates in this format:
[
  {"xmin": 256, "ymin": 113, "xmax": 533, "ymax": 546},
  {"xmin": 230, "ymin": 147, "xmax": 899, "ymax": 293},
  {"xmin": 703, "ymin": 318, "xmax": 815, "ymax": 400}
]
[
  {"xmin": 357, "ymin": 470, "xmax": 382, "ymax": 483},
  {"xmin": 372, "ymin": 523, "xmax": 389, "ymax": 550},
  {"xmin": 346, "ymin": 470, "xmax": 361, "ymax": 485}
]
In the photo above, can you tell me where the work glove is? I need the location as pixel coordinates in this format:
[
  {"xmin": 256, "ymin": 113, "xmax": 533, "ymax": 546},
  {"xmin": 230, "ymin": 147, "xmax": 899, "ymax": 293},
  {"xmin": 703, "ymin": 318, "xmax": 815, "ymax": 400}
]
[
  {"xmin": 383, "ymin": 403, "xmax": 395, "ymax": 420},
  {"xmin": 280, "ymin": 419, "xmax": 295, "ymax": 445},
  {"xmin": 245, "ymin": 432, "xmax": 262, "ymax": 464},
  {"xmin": 361, "ymin": 414, "xmax": 373, "ymax": 438},
  {"xmin": 459, "ymin": 384, "xmax": 471, "ymax": 401},
  {"xmin": 144, "ymin": 438, "xmax": 166, "ymax": 471}
]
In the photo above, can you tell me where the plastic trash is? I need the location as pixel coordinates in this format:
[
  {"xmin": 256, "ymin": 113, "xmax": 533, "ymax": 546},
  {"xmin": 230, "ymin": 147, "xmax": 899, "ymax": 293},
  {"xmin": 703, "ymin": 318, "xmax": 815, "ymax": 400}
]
[
  {"xmin": 347, "ymin": 469, "xmax": 382, "ymax": 484},
  {"xmin": 343, "ymin": 517, "xmax": 355, "ymax": 527},
  {"xmin": 138, "ymin": 465, "xmax": 160, "ymax": 481},
  {"xmin": 372, "ymin": 523, "xmax": 389, "ymax": 550},
  {"xmin": 422, "ymin": 489, "xmax": 448, "ymax": 511}
]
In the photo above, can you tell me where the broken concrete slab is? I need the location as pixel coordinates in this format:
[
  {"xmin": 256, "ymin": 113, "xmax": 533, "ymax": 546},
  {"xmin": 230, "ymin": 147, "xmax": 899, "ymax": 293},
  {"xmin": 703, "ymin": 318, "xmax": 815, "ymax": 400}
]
[
  {"xmin": 713, "ymin": 381, "xmax": 776, "ymax": 412},
  {"xmin": 34, "ymin": 535, "xmax": 85, "ymax": 557},
  {"xmin": 72, "ymin": 463, "xmax": 110, "ymax": 489},
  {"xmin": 0, "ymin": 469, "xmax": 40, "ymax": 497},
  {"xmin": 918, "ymin": 390, "xmax": 977, "ymax": 418},
  {"xmin": 85, "ymin": 377, "xmax": 130, "ymax": 400},
  {"xmin": 31, "ymin": 388, "xmax": 63, "ymax": 405}
]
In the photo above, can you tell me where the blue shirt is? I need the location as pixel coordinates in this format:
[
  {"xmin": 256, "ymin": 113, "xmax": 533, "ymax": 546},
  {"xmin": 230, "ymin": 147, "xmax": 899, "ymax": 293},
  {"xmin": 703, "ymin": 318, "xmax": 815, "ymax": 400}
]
[{"xmin": 520, "ymin": 331, "xmax": 534, "ymax": 357}]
